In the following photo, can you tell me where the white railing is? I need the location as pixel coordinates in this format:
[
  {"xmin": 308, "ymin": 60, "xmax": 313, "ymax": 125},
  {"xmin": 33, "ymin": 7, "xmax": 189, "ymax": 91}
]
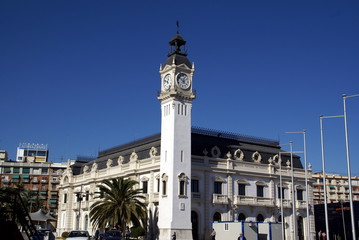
[
  {"xmin": 151, "ymin": 192, "xmax": 159, "ymax": 202},
  {"xmin": 192, "ymin": 192, "xmax": 201, "ymax": 200},
  {"xmin": 296, "ymin": 200, "xmax": 306, "ymax": 209},
  {"xmin": 212, "ymin": 194, "xmax": 228, "ymax": 204}
]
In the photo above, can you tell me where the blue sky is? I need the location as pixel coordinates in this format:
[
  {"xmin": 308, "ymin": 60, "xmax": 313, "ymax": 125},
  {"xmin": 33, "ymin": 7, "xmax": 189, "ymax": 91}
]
[{"xmin": 1, "ymin": 0, "xmax": 358, "ymax": 175}]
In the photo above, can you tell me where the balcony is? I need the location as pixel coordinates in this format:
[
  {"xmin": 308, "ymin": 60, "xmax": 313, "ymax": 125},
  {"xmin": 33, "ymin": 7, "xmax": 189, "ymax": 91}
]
[
  {"xmin": 255, "ymin": 197, "xmax": 274, "ymax": 206},
  {"xmin": 41, "ymin": 179, "xmax": 48, "ymax": 184},
  {"xmin": 212, "ymin": 194, "xmax": 228, "ymax": 204},
  {"xmin": 150, "ymin": 192, "xmax": 159, "ymax": 202},
  {"xmin": 73, "ymin": 202, "xmax": 80, "ymax": 209},
  {"xmin": 234, "ymin": 195, "xmax": 254, "ymax": 205},
  {"xmin": 296, "ymin": 200, "xmax": 307, "ymax": 209},
  {"xmin": 192, "ymin": 192, "xmax": 201, "ymax": 200},
  {"xmin": 81, "ymin": 201, "xmax": 90, "ymax": 210},
  {"xmin": 276, "ymin": 199, "xmax": 292, "ymax": 208}
]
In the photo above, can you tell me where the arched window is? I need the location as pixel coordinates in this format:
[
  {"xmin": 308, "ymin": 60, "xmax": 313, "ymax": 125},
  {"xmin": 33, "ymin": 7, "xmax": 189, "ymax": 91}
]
[
  {"xmin": 213, "ymin": 212, "xmax": 221, "ymax": 221},
  {"xmin": 257, "ymin": 214, "xmax": 264, "ymax": 222},
  {"xmin": 178, "ymin": 173, "xmax": 187, "ymax": 196},
  {"xmin": 162, "ymin": 174, "xmax": 168, "ymax": 196},
  {"xmin": 238, "ymin": 213, "xmax": 246, "ymax": 221},
  {"xmin": 75, "ymin": 214, "xmax": 80, "ymax": 230},
  {"xmin": 191, "ymin": 211, "xmax": 199, "ymax": 240},
  {"xmin": 297, "ymin": 216, "xmax": 304, "ymax": 240},
  {"xmin": 84, "ymin": 215, "xmax": 88, "ymax": 230}
]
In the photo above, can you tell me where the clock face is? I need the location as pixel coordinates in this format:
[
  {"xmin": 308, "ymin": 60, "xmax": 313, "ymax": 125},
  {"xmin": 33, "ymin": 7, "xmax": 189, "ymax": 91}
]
[
  {"xmin": 163, "ymin": 74, "xmax": 172, "ymax": 90},
  {"xmin": 176, "ymin": 73, "xmax": 190, "ymax": 89}
]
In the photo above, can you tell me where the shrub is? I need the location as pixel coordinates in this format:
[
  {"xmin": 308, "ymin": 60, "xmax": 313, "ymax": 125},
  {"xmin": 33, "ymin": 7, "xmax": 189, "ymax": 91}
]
[
  {"xmin": 130, "ymin": 226, "xmax": 146, "ymax": 238},
  {"xmin": 61, "ymin": 232, "xmax": 69, "ymax": 238}
]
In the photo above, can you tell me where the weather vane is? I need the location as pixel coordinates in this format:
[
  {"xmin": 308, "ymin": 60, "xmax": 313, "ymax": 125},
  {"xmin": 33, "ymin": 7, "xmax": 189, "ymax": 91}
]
[{"xmin": 176, "ymin": 20, "xmax": 180, "ymax": 34}]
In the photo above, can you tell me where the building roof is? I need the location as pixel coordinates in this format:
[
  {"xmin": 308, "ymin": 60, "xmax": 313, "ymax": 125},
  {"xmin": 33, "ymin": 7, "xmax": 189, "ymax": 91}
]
[{"xmin": 74, "ymin": 127, "xmax": 303, "ymax": 175}]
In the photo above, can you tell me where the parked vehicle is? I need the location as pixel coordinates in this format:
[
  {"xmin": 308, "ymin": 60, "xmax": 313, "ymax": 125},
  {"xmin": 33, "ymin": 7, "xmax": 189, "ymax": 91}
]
[
  {"xmin": 103, "ymin": 230, "xmax": 122, "ymax": 240},
  {"xmin": 66, "ymin": 230, "xmax": 90, "ymax": 240}
]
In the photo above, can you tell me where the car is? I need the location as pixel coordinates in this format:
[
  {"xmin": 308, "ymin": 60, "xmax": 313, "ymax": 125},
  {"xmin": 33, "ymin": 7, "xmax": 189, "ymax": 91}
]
[
  {"xmin": 103, "ymin": 230, "xmax": 122, "ymax": 240},
  {"xmin": 66, "ymin": 230, "xmax": 90, "ymax": 240}
]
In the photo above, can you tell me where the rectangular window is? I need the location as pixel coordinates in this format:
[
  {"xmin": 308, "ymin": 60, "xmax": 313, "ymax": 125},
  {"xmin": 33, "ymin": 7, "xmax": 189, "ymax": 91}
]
[
  {"xmin": 191, "ymin": 179, "xmax": 199, "ymax": 192},
  {"xmin": 37, "ymin": 150, "xmax": 47, "ymax": 156},
  {"xmin": 13, "ymin": 168, "xmax": 20, "ymax": 173},
  {"xmin": 214, "ymin": 182, "xmax": 222, "ymax": 194},
  {"xmin": 33, "ymin": 168, "xmax": 41, "ymax": 174},
  {"xmin": 3, "ymin": 167, "xmax": 11, "ymax": 173},
  {"xmin": 238, "ymin": 184, "xmax": 246, "ymax": 196},
  {"xmin": 157, "ymin": 178, "xmax": 160, "ymax": 192},
  {"xmin": 278, "ymin": 187, "xmax": 285, "ymax": 199},
  {"xmin": 85, "ymin": 191, "xmax": 89, "ymax": 201},
  {"xmin": 297, "ymin": 189, "xmax": 303, "ymax": 201},
  {"xmin": 22, "ymin": 168, "xmax": 30, "ymax": 173},
  {"xmin": 41, "ymin": 168, "xmax": 48, "ymax": 174},
  {"xmin": 142, "ymin": 181, "xmax": 148, "ymax": 194},
  {"xmin": 257, "ymin": 185, "xmax": 264, "ymax": 197}
]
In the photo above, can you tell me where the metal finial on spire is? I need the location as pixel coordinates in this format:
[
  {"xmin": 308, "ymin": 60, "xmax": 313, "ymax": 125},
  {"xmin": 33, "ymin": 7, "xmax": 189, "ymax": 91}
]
[{"xmin": 176, "ymin": 20, "xmax": 180, "ymax": 34}]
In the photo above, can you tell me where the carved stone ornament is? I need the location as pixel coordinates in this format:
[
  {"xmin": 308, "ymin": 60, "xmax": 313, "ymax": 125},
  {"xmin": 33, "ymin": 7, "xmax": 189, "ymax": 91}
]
[
  {"xmin": 83, "ymin": 165, "xmax": 89, "ymax": 173},
  {"xmin": 91, "ymin": 162, "xmax": 98, "ymax": 172},
  {"xmin": 211, "ymin": 146, "xmax": 221, "ymax": 158},
  {"xmin": 226, "ymin": 151, "xmax": 232, "ymax": 160},
  {"xmin": 268, "ymin": 157, "xmax": 273, "ymax": 165},
  {"xmin": 214, "ymin": 176, "xmax": 225, "ymax": 182},
  {"xmin": 252, "ymin": 151, "xmax": 262, "ymax": 163},
  {"xmin": 106, "ymin": 159, "xmax": 113, "ymax": 168},
  {"xmin": 178, "ymin": 173, "xmax": 187, "ymax": 181},
  {"xmin": 273, "ymin": 154, "xmax": 280, "ymax": 165},
  {"xmin": 117, "ymin": 156, "xmax": 124, "ymax": 165},
  {"xmin": 130, "ymin": 152, "xmax": 138, "ymax": 162},
  {"xmin": 203, "ymin": 148, "xmax": 208, "ymax": 156},
  {"xmin": 286, "ymin": 160, "xmax": 291, "ymax": 167},
  {"xmin": 149, "ymin": 147, "xmax": 158, "ymax": 157},
  {"xmin": 234, "ymin": 149, "xmax": 244, "ymax": 161},
  {"xmin": 308, "ymin": 163, "xmax": 312, "ymax": 170},
  {"xmin": 162, "ymin": 173, "xmax": 168, "ymax": 181}
]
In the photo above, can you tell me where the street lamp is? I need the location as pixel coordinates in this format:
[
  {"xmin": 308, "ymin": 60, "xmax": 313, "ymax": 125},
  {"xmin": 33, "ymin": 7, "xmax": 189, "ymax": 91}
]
[
  {"xmin": 279, "ymin": 142, "xmax": 298, "ymax": 240},
  {"xmin": 286, "ymin": 131, "xmax": 310, "ymax": 240},
  {"xmin": 342, "ymin": 93, "xmax": 359, "ymax": 240},
  {"xmin": 75, "ymin": 191, "xmax": 89, "ymax": 230},
  {"xmin": 320, "ymin": 114, "xmax": 344, "ymax": 240}
]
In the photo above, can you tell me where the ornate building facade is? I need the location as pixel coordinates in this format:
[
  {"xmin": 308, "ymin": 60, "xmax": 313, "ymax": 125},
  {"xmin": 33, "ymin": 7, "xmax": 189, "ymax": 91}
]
[{"xmin": 57, "ymin": 33, "xmax": 315, "ymax": 240}]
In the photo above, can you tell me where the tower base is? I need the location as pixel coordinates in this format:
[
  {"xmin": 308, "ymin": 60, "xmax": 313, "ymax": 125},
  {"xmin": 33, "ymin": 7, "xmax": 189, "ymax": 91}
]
[{"xmin": 159, "ymin": 228, "xmax": 193, "ymax": 240}]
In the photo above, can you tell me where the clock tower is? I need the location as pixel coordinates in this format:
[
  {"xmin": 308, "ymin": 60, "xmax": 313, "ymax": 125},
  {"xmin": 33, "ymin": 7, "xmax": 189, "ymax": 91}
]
[{"xmin": 157, "ymin": 33, "xmax": 195, "ymax": 240}]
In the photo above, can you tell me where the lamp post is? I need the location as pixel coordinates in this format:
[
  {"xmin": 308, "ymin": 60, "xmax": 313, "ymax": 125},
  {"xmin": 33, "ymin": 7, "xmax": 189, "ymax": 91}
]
[
  {"xmin": 75, "ymin": 191, "xmax": 88, "ymax": 230},
  {"xmin": 278, "ymin": 150, "xmax": 287, "ymax": 240},
  {"xmin": 286, "ymin": 131, "xmax": 310, "ymax": 240},
  {"xmin": 342, "ymin": 93, "xmax": 359, "ymax": 240},
  {"xmin": 289, "ymin": 142, "xmax": 297, "ymax": 240},
  {"xmin": 279, "ymin": 143, "xmax": 303, "ymax": 240},
  {"xmin": 320, "ymin": 115, "xmax": 344, "ymax": 240}
]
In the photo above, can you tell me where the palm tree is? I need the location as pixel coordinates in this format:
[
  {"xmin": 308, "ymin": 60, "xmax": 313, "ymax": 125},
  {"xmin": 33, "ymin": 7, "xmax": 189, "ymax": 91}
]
[{"xmin": 90, "ymin": 177, "xmax": 148, "ymax": 230}]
